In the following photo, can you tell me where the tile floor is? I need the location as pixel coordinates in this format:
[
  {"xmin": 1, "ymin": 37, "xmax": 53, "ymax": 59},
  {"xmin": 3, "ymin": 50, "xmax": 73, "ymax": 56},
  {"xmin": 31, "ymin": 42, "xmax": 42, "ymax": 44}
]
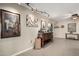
[{"xmin": 18, "ymin": 38, "xmax": 79, "ymax": 56}]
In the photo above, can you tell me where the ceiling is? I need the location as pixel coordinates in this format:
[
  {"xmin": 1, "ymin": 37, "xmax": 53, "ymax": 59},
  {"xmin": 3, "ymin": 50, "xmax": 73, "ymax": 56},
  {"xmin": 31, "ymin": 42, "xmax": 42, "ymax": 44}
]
[{"xmin": 21, "ymin": 3, "xmax": 79, "ymax": 21}]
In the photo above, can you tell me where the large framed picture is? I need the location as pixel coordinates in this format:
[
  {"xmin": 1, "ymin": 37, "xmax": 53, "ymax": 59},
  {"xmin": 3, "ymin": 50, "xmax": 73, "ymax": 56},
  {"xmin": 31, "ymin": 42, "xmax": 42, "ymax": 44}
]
[
  {"xmin": 0, "ymin": 9, "xmax": 20, "ymax": 38},
  {"xmin": 68, "ymin": 23, "xmax": 76, "ymax": 33}
]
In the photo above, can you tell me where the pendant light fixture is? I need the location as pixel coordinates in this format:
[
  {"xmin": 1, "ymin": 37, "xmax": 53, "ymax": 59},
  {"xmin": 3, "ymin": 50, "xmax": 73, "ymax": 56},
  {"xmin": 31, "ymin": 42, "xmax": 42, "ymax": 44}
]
[{"xmin": 71, "ymin": 14, "xmax": 79, "ymax": 20}]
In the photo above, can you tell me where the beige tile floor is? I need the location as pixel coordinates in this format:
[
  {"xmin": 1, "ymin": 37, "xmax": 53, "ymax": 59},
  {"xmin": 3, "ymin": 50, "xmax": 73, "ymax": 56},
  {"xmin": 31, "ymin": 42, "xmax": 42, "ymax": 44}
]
[{"xmin": 18, "ymin": 38, "xmax": 79, "ymax": 56}]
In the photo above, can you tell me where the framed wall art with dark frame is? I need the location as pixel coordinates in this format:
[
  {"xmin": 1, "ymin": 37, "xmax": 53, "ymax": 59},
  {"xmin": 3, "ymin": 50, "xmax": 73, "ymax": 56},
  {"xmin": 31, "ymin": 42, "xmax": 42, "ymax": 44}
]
[
  {"xmin": 41, "ymin": 20, "xmax": 46, "ymax": 30},
  {"xmin": 0, "ymin": 9, "xmax": 20, "ymax": 38},
  {"xmin": 26, "ymin": 14, "xmax": 38, "ymax": 27},
  {"xmin": 68, "ymin": 23, "xmax": 76, "ymax": 34}
]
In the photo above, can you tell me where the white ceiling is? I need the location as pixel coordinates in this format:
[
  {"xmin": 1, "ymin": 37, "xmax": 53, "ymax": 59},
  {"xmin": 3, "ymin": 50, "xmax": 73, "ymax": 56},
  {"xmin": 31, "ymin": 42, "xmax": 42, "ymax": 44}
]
[
  {"xmin": 29, "ymin": 3, "xmax": 79, "ymax": 21},
  {"xmin": 21, "ymin": 3, "xmax": 79, "ymax": 21}
]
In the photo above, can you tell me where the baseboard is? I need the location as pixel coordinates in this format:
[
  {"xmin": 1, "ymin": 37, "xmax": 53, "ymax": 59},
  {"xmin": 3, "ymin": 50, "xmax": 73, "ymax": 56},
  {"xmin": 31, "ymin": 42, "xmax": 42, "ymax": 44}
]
[{"xmin": 11, "ymin": 47, "xmax": 33, "ymax": 56}]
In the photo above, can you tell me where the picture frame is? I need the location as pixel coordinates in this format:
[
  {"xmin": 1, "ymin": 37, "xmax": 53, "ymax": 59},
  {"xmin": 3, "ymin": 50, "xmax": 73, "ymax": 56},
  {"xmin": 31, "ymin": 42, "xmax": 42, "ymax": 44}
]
[
  {"xmin": 0, "ymin": 9, "xmax": 20, "ymax": 38},
  {"xmin": 26, "ymin": 14, "xmax": 38, "ymax": 27},
  {"xmin": 68, "ymin": 23, "xmax": 76, "ymax": 33},
  {"xmin": 61, "ymin": 25, "xmax": 64, "ymax": 28},
  {"xmin": 41, "ymin": 20, "xmax": 46, "ymax": 30}
]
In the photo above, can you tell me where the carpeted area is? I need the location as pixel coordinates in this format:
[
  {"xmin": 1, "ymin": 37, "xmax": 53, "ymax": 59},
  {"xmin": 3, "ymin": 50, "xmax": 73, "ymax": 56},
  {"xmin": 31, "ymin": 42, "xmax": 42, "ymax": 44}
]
[{"xmin": 17, "ymin": 38, "xmax": 79, "ymax": 56}]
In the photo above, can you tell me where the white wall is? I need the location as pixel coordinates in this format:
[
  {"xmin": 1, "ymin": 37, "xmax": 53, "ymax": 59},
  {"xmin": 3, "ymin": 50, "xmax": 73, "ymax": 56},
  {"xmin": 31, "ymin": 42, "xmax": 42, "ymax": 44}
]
[
  {"xmin": 0, "ymin": 3, "xmax": 38, "ymax": 56},
  {"xmin": 54, "ymin": 19, "xmax": 79, "ymax": 38},
  {"xmin": 0, "ymin": 3, "xmax": 52, "ymax": 56}
]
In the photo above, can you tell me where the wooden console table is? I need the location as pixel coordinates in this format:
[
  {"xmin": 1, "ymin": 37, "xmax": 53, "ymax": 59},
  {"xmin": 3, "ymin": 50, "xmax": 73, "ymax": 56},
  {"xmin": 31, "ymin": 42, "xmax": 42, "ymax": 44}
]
[
  {"xmin": 65, "ymin": 33, "xmax": 79, "ymax": 40},
  {"xmin": 38, "ymin": 32, "xmax": 53, "ymax": 47}
]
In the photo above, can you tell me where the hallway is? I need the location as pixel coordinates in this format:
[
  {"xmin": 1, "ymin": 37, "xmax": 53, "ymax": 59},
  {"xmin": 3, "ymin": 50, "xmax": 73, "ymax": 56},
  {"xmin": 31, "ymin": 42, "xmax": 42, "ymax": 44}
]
[{"xmin": 18, "ymin": 38, "xmax": 79, "ymax": 56}]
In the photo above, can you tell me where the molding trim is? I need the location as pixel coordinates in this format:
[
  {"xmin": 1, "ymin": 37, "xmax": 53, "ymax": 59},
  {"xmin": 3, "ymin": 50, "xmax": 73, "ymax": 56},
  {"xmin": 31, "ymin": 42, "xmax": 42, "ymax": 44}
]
[{"xmin": 11, "ymin": 47, "xmax": 33, "ymax": 56}]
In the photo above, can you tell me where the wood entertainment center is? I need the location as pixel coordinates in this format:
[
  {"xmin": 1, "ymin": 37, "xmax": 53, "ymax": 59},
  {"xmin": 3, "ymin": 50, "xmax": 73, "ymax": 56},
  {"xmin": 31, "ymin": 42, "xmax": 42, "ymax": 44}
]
[{"xmin": 38, "ymin": 32, "xmax": 53, "ymax": 47}]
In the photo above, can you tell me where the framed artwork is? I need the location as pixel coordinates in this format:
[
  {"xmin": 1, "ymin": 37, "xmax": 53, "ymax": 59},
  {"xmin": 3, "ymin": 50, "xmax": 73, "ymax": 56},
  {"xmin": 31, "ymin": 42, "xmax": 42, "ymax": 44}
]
[
  {"xmin": 68, "ymin": 23, "xmax": 76, "ymax": 33},
  {"xmin": 41, "ymin": 20, "xmax": 46, "ymax": 29},
  {"xmin": 0, "ymin": 21, "xmax": 1, "ymax": 38},
  {"xmin": 26, "ymin": 14, "xmax": 38, "ymax": 27},
  {"xmin": 61, "ymin": 25, "xmax": 64, "ymax": 28},
  {"xmin": 0, "ymin": 9, "xmax": 20, "ymax": 38}
]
